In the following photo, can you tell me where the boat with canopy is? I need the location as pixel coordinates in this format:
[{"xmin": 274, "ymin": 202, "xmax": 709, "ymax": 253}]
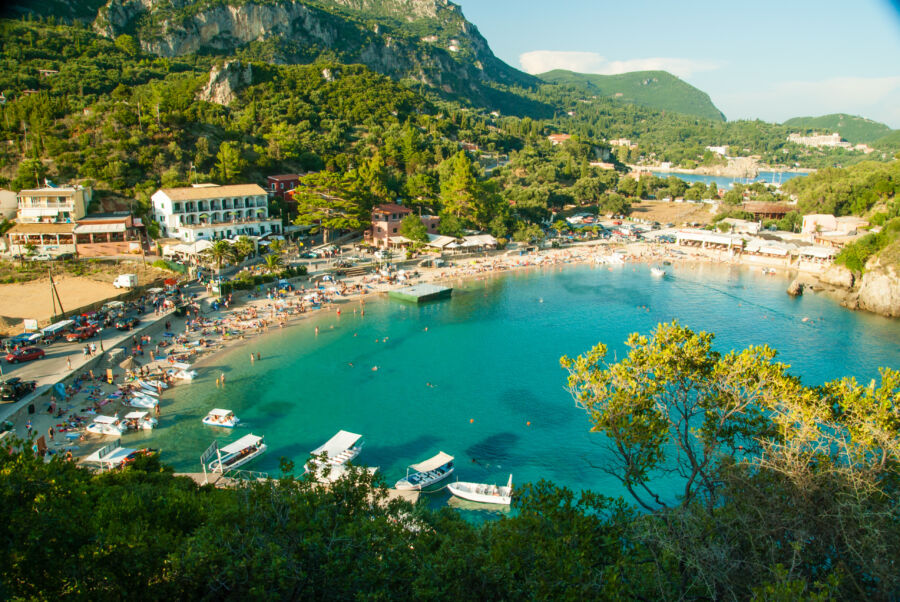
[
  {"xmin": 207, "ymin": 433, "xmax": 267, "ymax": 472},
  {"xmin": 202, "ymin": 408, "xmax": 239, "ymax": 428},
  {"xmin": 304, "ymin": 430, "xmax": 365, "ymax": 482},
  {"xmin": 395, "ymin": 452, "xmax": 454, "ymax": 490}
]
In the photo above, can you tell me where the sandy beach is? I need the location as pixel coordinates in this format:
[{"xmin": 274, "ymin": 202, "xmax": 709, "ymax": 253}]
[{"xmin": 4, "ymin": 238, "xmax": 831, "ymax": 463}]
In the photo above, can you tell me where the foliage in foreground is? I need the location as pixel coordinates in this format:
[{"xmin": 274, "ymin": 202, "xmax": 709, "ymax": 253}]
[{"xmin": 1, "ymin": 322, "xmax": 898, "ymax": 600}]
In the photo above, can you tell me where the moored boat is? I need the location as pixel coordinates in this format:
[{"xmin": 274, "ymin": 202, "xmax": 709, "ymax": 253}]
[
  {"xmin": 203, "ymin": 408, "xmax": 239, "ymax": 428},
  {"xmin": 447, "ymin": 474, "xmax": 514, "ymax": 505},
  {"xmin": 650, "ymin": 267, "xmax": 666, "ymax": 277},
  {"xmin": 395, "ymin": 452, "xmax": 454, "ymax": 490},
  {"xmin": 123, "ymin": 411, "xmax": 157, "ymax": 430},
  {"xmin": 86, "ymin": 414, "xmax": 128, "ymax": 436},
  {"xmin": 207, "ymin": 433, "xmax": 267, "ymax": 472},
  {"xmin": 128, "ymin": 393, "xmax": 158, "ymax": 409},
  {"xmin": 304, "ymin": 430, "xmax": 364, "ymax": 482}
]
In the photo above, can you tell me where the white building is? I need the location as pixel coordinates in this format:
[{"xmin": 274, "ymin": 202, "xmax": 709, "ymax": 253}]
[{"xmin": 151, "ymin": 184, "xmax": 281, "ymax": 243}]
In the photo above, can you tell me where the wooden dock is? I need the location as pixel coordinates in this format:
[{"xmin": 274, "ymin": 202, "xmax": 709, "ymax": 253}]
[{"xmin": 388, "ymin": 283, "xmax": 452, "ymax": 303}]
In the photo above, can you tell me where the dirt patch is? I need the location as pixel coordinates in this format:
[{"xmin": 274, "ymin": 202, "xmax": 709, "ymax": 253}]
[
  {"xmin": 630, "ymin": 201, "xmax": 716, "ymax": 225},
  {"xmin": 0, "ymin": 276, "xmax": 121, "ymax": 335}
]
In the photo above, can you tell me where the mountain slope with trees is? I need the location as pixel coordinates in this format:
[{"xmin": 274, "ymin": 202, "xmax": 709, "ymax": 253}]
[
  {"xmin": 783, "ymin": 113, "xmax": 893, "ymax": 144},
  {"xmin": 538, "ymin": 69, "xmax": 726, "ymax": 122}
]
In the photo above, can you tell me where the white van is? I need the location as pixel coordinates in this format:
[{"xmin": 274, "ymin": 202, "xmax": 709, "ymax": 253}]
[{"xmin": 113, "ymin": 274, "xmax": 137, "ymax": 289}]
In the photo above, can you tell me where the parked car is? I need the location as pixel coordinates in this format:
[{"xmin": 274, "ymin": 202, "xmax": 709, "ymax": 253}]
[
  {"xmin": 114, "ymin": 315, "xmax": 140, "ymax": 330},
  {"xmin": 0, "ymin": 377, "xmax": 37, "ymax": 402},
  {"xmin": 66, "ymin": 326, "xmax": 98, "ymax": 342},
  {"xmin": 55, "ymin": 252, "xmax": 76, "ymax": 261},
  {"xmin": 5, "ymin": 347, "xmax": 46, "ymax": 363},
  {"xmin": 30, "ymin": 253, "xmax": 52, "ymax": 261}
]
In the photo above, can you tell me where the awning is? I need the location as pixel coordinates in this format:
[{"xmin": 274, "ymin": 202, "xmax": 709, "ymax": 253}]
[
  {"xmin": 41, "ymin": 319, "xmax": 73, "ymax": 334},
  {"xmin": 82, "ymin": 446, "xmax": 135, "ymax": 466},
  {"xmin": 220, "ymin": 434, "xmax": 263, "ymax": 455},
  {"xmin": 801, "ymin": 246, "xmax": 836, "ymax": 258},
  {"xmin": 427, "ymin": 234, "xmax": 457, "ymax": 248},
  {"xmin": 92, "ymin": 415, "xmax": 119, "ymax": 425},
  {"xmin": 311, "ymin": 430, "xmax": 361, "ymax": 459},
  {"xmin": 388, "ymin": 236, "xmax": 413, "ymax": 244},
  {"xmin": 207, "ymin": 408, "xmax": 233, "ymax": 417},
  {"xmin": 73, "ymin": 223, "xmax": 126, "ymax": 234},
  {"xmin": 410, "ymin": 451, "xmax": 454, "ymax": 473},
  {"xmin": 124, "ymin": 411, "xmax": 148, "ymax": 419}
]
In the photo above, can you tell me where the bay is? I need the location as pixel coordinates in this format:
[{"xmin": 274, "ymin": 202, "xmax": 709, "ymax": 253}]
[
  {"xmin": 650, "ymin": 170, "xmax": 808, "ymax": 189},
  {"xmin": 123, "ymin": 263, "xmax": 900, "ymax": 509}
]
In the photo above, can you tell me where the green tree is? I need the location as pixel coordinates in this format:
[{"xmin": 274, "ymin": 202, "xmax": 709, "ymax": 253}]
[
  {"xmin": 512, "ymin": 222, "xmax": 544, "ymax": 244},
  {"xmin": 215, "ymin": 142, "xmax": 245, "ymax": 184},
  {"xmin": 571, "ymin": 176, "xmax": 608, "ymax": 205},
  {"xmin": 202, "ymin": 240, "xmax": 235, "ymax": 272},
  {"xmin": 398, "ymin": 214, "xmax": 428, "ymax": 243},
  {"xmin": 232, "ymin": 236, "xmax": 255, "ymax": 262},
  {"xmin": 263, "ymin": 253, "xmax": 283, "ymax": 271},
  {"xmin": 440, "ymin": 151, "xmax": 479, "ymax": 223},
  {"xmin": 292, "ymin": 171, "xmax": 366, "ymax": 243},
  {"xmin": 551, "ymin": 220, "xmax": 569, "ymax": 236},
  {"xmin": 598, "ymin": 192, "xmax": 631, "ymax": 216}
]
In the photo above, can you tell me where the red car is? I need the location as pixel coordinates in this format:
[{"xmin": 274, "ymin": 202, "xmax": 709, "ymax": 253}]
[
  {"xmin": 66, "ymin": 326, "xmax": 98, "ymax": 342},
  {"xmin": 5, "ymin": 347, "xmax": 45, "ymax": 363}
]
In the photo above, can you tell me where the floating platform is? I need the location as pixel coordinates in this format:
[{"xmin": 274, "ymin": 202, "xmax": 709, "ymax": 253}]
[{"xmin": 389, "ymin": 283, "xmax": 452, "ymax": 303}]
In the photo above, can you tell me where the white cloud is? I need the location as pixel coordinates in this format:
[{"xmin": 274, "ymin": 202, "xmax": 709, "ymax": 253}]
[
  {"xmin": 519, "ymin": 50, "xmax": 722, "ymax": 79},
  {"xmin": 717, "ymin": 75, "xmax": 900, "ymax": 127}
]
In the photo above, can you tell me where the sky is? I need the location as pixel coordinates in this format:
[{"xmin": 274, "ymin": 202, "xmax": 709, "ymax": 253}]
[{"xmin": 453, "ymin": 0, "xmax": 900, "ymax": 128}]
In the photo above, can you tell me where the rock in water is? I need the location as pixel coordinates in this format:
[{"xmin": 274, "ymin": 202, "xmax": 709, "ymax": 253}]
[
  {"xmin": 787, "ymin": 279, "xmax": 804, "ymax": 297},
  {"xmin": 856, "ymin": 262, "xmax": 900, "ymax": 318}
]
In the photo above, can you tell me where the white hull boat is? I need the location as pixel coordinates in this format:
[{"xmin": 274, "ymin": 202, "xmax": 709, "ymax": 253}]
[
  {"xmin": 304, "ymin": 430, "xmax": 364, "ymax": 482},
  {"xmin": 86, "ymin": 414, "xmax": 128, "ymax": 436},
  {"xmin": 128, "ymin": 394, "xmax": 158, "ymax": 409},
  {"xmin": 395, "ymin": 452, "xmax": 454, "ymax": 491},
  {"xmin": 207, "ymin": 433, "xmax": 267, "ymax": 472},
  {"xmin": 203, "ymin": 408, "xmax": 239, "ymax": 429},
  {"xmin": 650, "ymin": 267, "xmax": 666, "ymax": 277},
  {"xmin": 138, "ymin": 379, "xmax": 168, "ymax": 391},
  {"xmin": 123, "ymin": 411, "xmax": 157, "ymax": 430},
  {"xmin": 447, "ymin": 474, "xmax": 514, "ymax": 505}
]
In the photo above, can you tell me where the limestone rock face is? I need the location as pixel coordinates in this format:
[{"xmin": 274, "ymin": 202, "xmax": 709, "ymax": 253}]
[
  {"xmin": 787, "ymin": 278, "xmax": 804, "ymax": 296},
  {"xmin": 198, "ymin": 61, "xmax": 252, "ymax": 106},
  {"xmin": 856, "ymin": 261, "xmax": 900, "ymax": 318},
  {"xmin": 819, "ymin": 264, "xmax": 855, "ymax": 289}
]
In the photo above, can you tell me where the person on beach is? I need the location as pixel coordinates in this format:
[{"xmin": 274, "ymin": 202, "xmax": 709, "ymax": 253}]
[
  {"xmin": 256, "ymin": 352, "xmax": 260, "ymax": 361},
  {"xmin": 250, "ymin": 352, "xmax": 255, "ymax": 363}
]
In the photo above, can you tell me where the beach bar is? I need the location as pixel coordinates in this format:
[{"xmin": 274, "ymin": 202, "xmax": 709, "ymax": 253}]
[{"xmin": 389, "ymin": 283, "xmax": 452, "ymax": 303}]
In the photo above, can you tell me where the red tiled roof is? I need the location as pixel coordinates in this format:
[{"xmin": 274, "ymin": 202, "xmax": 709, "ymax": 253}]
[{"xmin": 373, "ymin": 203, "xmax": 412, "ymax": 214}]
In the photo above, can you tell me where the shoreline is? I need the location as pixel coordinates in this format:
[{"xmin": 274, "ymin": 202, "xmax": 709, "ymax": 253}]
[{"xmin": 4, "ymin": 240, "xmax": 853, "ymax": 462}]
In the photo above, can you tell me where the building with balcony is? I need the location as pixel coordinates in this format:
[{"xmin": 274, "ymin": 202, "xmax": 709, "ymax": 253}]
[
  {"xmin": 267, "ymin": 174, "xmax": 301, "ymax": 200},
  {"xmin": 364, "ymin": 203, "xmax": 439, "ymax": 248},
  {"xmin": 16, "ymin": 186, "xmax": 91, "ymax": 223},
  {"xmin": 6, "ymin": 222, "xmax": 76, "ymax": 256},
  {"xmin": 74, "ymin": 212, "xmax": 148, "ymax": 257},
  {"xmin": 151, "ymin": 184, "xmax": 281, "ymax": 243}
]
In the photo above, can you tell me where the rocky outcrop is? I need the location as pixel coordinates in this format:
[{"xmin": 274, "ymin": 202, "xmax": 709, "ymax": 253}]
[
  {"xmin": 90, "ymin": 0, "xmax": 533, "ymax": 100},
  {"xmin": 787, "ymin": 278, "xmax": 804, "ymax": 296},
  {"xmin": 819, "ymin": 264, "xmax": 855, "ymax": 289},
  {"xmin": 198, "ymin": 61, "xmax": 252, "ymax": 106},
  {"xmin": 856, "ymin": 260, "xmax": 900, "ymax": 318}
]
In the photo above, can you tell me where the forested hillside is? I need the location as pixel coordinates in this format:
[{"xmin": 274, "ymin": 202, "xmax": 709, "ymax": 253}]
[
  {"xmin": 784, "ymin": 113, "xmax": 893, "ymax": 144},
  {"xmin": 539, "ymin": 69, "xmax": 726, "ymax": 122}
]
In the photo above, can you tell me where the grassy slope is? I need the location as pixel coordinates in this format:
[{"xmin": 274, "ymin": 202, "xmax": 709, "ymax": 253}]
[
  {"xmin": 783, "ymin": 113, "xmax": 893, "ymax": 144},
  {"xmin": 538, "ymin": 69, "xmax": 726, "ymax": 122}
]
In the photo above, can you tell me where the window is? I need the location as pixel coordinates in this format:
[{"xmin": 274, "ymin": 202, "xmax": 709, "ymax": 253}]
[{"xmin": 393, "ymin": 228, "xmax": 398, "ymax": 233}]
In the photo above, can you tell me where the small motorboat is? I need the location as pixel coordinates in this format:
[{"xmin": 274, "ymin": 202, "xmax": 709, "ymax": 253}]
[
  {"xmin": 203, "ymin": 408, "xmax": 239, "ymax": 428},
  {"xmin": 447, "ymin": 474, "xmax": 514, "ymax": 505},
  {"xmin": 86, "ymin": 414, "xmax": 127, "ymax": 436},
  {"xmin": 128, "ymin": 393, "xmax": 158, "ymax": 409},
  {"xmin": 650, "ymin": 267, "xmax": 666, "ymax": 277},
  {"xmin": 395, "ymin": 452, "xmax": 454, "ymax": 490},
  {"xmin": 207, "ymin": 433, "xmax": 267, "ymax": 472},
  {"xmin": 123, "ymin": 411, "xmax": 157, "ymax": 430},
  {"xmin": 304, "ymin": 430, "xmax": 365, "ymax": 483}
]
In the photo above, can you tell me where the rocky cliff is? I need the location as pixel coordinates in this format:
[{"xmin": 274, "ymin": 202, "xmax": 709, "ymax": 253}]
[
  {"xmin": 91, "ymin": 0, "xmax": 533, "ymax": 101},
  {"xmin": 795, "ymin": 262, "xmax": 900, "ymax": 319}
]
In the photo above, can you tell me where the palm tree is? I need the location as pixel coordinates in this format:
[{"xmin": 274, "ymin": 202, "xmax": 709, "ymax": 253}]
[
  {"xmin": 203, "ymin": 240, "xmax": 235, "ymax": 272},
  {"xmin": 233, "ymin": 236, "xmax": 256, "ymax": 262},
  {"xmin": 263, "ymin": 253, "xmax": 283, "ymax": 271},
  {"xmin": 268, "ymin": 239, "xmax": 285, "ymax": 255}
]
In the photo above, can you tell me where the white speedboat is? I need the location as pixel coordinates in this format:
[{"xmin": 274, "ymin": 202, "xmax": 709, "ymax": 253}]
[
  {"xmin": 136, "ymin": 386, "xmax": 159, "ymax": 398},
  {"xmin": 138, "ymin": 379, "xmax": 168, "ymax": 391},
  {"xmin": 86, "ymin": 414, "xmax": 128, "ymax": 436},
  {"xmin": 395, "ymin": 452, "xmax": 454, "ymax": 490},
  {"xmin": 304, "ymin": 430, "xmax": 363, "ymax": 482},
  {"xmin": 207, "ymin": 433, "xmax": 267, "ymax": 472},
  {"xmin": 170, "ymin": 363, "xmax": 198, "ymax": 381},
  {"xmin": 447, "ymin": 474, "xmax": 514, "ymax": 505},
  {"xmin": 650, "ymin": 267, "xmax": 666, "ymax": 277},
  {"xmin": 203, "ymin": 408, "xmax": 239, "ymax": 428},
  {"xmin": 128, "ymin": 393, "xmax": 158, "ymax": 409},
  {"xmin": 123, "ymin": 411, "xmax": 157, "ymax": 430}
]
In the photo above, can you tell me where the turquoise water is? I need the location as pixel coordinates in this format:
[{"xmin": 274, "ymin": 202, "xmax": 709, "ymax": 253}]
[
  {"xmin": 650, "ymin": 170, "xmax": 808, "ymax": 188},
  {"xmin": 123, "ymin": 263, "xmax": 899, "ymax": 508}
]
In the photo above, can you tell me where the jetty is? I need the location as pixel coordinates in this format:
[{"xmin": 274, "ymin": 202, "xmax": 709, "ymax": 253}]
[{"xmin": 388, "ymin": 283, "xmax": 452, "ymax": 303}]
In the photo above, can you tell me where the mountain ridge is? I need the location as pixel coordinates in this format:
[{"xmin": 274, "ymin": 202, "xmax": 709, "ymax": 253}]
[
  {"xmin": 783, "ymin": 113, "xmax": 893, "ymax": 145},
  {"xmin": 538, "ymin": 69, "xmax": 726, "ymax": 122}
]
